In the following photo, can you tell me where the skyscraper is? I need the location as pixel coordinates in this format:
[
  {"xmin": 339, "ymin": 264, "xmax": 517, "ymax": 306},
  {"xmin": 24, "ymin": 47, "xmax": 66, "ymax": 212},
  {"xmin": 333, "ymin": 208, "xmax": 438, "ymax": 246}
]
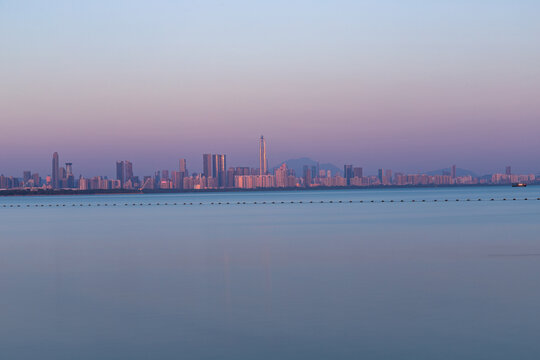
[
  {"xmin": 303, "ymin": 166, "xmax": 311, "ymax": 187},
  {"xmin": 65, "ymin": 162, "xmax": 73, "ymax": 176},
  {"xmin": 506, "ymin": 166, "xmax": 511, "ymax": 175},
  {"xmin": 212, "ymin": 154, "xmax": 227, "ymax": 187},
  {"xmin": 353, "ymin": 167, "xmax": 363, "ymax": 178},
  {"xmin": 259, "ymin": 135, "xmax": 267, "ymax": 175},
  {"xmin": 219, "ymin": 155, "xmax": 226, "ymax": 187},
  {"xmin": 161, "ymin": 170, "xmax": 169, "ymax": 181},
  {"xmin": 116, "ymin": 161, "xmax": 125, "ymax": 186},
  {"xmin": 52, "ymin": 152, "xmax": 59, "ymax": 189},
  {"xmin": 203, "ymin": 154, "xmax": 212, "ymax": 178},
  {"xmin": 65, "ymin": 162, "xmax": 74, "ymax": 188},
  {"xmin": 378, "ymin": 169, "xmax": 384, "ymax": 183},
  {"xmin": 23, "ymin": 171, "xmax": 32, "ymax": 184},
  {"xmin": 451, "ymin": 164, "xmax": 457, "ymax": 178},
  {"xmin": 125, "ymin": 161, "xmax": 133, "ymax": 182},
  {"xmin": 385, "ymin": 169, "xmax": 392, "ymax": 184},
  {"xmin": 179, "ymin": 158, "xmax": 187, "ymax": 176},
  {"xmin": 344, "ymin": 165, "xmax": 353, "ymax": 186}
]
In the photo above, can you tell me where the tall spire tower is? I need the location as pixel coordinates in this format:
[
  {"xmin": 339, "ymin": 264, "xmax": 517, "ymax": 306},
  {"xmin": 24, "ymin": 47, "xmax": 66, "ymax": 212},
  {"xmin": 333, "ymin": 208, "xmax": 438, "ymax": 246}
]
[
  {"xmin": 259, "ymin": 135, "xmax": 268, "ymax": 176},
  {"xmin": 52, "ymin": 152, "xmax": 59, "ymax": 189}
]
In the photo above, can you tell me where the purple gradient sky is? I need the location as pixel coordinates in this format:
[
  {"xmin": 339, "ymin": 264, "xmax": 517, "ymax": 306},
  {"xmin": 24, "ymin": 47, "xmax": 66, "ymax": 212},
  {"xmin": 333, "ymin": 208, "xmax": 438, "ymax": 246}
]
[{"xmin": 1, "ymin": 0, "xmax": 539, "ymax": 177}]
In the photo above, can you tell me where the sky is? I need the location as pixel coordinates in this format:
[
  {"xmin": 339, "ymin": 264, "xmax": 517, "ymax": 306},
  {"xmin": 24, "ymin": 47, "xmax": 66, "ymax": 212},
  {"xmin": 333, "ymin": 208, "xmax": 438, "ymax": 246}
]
[{"xmin": 1, "ymin": 0, "xmax": 539, "ymax": 177}]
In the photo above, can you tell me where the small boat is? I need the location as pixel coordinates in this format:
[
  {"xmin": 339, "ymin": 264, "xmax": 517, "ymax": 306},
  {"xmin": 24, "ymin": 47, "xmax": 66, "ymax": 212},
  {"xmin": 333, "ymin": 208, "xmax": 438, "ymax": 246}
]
[{"xmin": 512, "ymin": 183, "xmax": 527, "ymax": 187}]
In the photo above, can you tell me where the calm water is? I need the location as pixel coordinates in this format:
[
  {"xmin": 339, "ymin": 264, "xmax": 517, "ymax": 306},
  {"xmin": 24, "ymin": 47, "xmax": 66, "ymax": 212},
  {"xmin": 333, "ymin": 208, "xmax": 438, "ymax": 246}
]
[{"xmin": 1, "ymin": 186, "xmax": 540, "ymax": 360}]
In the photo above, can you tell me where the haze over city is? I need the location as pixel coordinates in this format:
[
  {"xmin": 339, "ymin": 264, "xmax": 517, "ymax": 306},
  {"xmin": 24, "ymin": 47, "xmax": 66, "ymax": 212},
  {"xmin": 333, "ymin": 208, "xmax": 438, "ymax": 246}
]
[
  {"xmin": 2, "ymin": 2, "xmax": 540, "ymax": 360},
  {"xmin": 1, "ymin": 1, "xmax": 539, "ymax": 176}
]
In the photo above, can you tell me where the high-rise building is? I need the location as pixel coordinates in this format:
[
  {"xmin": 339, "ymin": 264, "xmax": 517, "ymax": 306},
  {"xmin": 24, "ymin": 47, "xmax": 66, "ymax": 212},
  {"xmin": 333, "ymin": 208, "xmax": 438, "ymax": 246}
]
[
  {"xmin": 344, "ymin": 165, "xmax": 353, "ymax": 186},
  {"xmin": 212, "ymin": 154, "xmax": 227, "ymax": 187},
  {"xmin": 353, "ymin": 167, "xmax": 363, "ymax": 178},
  {"xmin": 203, "ymin": 154, "xmax": 212, "ymax": 178},
  {"xmin": 378, "ymin": 169, "xmax": 384, "ymax": 183},
  {"xmin": 259, "ymin": 135, "xmax": 267, "ymax": 175},
  {"xmin": 179, "ymin": 158, "xmax": 187, "ymax": 176},
  {"xmin": 65, "ymin": 162, "xmax": 74, "ymax": 188},
  {"xmin": 52, "ymin": 152, "xmax": 59, "ymax": 189},
  {"xmin": 303, "ymin": 166, "xmax": 311, "ymax": 187},
  {"xmin": 506, "ymin": 166, "xmax": 511, "ymax": 175},
  {"xmin": 275, "ymin": 163, "xmax": 288, "ymax": 187},
  {"xmin": 161, "ymin": 170, "xmax": 169, "ymax": 181},
  {"xmin": 116, "ymin": 160, "xmax": 133, "ymax": 188},
  {"xmin": 116, "ymin": 161, "xmax": 125, "ymax": 186},
  {"xmin": 23, "ymin": 171, "xmax": 32, "ymax": 184},
  {"xmin": 226, "ymin": 168, "xmax": 235, "ymax": 188},
  {"xmin": 212, "ymin": 155, "xmax": 219, "ymax": 178},
  {"xmin": 59, "ymin": 167, "xmax": 66, "ymax": 180},
  {"xmin": 65, "ymin": 163, "xmax": 73, "ymax": 176},
  {"xmin": 219, "ymin": 154, "xmax": 226, "ymax": 185},
  {"xmin": 125, "ymin": 161, "xmax": 133, "ymax": 182},
  {"xmin": 171, "ymin": 171, "xmax": 184, "ymax": 190},
  {"xmin": 32, "ymin": 173, "xmax": 40, "ymax": 186},
  {"xmin": 451, "ymin": 165, "xmax": 457, "ymax": 178},
  {"xmin": 385, "ymin": 169, "xmax": 392, "ymax": 184}
]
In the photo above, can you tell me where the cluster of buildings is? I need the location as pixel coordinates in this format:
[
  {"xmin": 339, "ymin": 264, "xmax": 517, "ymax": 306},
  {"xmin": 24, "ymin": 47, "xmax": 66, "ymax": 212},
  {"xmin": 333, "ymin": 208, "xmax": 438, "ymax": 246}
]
[{"xmin": 0, "ymin": 137, "xmax": 538, "ymax": 192}]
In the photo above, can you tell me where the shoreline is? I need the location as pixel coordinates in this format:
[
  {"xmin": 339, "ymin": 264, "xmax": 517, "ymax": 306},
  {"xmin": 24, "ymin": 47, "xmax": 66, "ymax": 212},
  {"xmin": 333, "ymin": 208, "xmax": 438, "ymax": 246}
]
[{"xmin": 0, "ymin": 182, "xmax": 537, "ymax": 197}]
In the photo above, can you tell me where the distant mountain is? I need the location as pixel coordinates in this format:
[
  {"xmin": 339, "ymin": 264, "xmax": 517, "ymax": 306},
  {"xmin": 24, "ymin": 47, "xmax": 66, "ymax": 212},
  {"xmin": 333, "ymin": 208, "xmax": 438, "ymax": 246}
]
[
  {"xmin": 273, "ymin": 157, "xmax": 342, "ymax": 176},
  {"xmin": 424, "ymin": 168, "xmax": 478, "ymax": 178}
]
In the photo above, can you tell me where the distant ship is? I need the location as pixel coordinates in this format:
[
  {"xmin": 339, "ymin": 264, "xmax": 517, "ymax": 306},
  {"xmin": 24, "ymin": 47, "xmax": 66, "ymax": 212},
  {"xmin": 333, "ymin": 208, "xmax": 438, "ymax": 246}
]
[{"xmin": 512, "ymin": 183, "xmax": 527, "ymax": 187}]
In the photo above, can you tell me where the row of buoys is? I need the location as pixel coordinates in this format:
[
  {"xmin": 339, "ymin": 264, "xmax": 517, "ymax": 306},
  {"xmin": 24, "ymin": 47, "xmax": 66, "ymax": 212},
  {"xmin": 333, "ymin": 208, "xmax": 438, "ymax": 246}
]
[{"xmin": 1, "ymin": 197, "xmax": 539, "ymax": 208}]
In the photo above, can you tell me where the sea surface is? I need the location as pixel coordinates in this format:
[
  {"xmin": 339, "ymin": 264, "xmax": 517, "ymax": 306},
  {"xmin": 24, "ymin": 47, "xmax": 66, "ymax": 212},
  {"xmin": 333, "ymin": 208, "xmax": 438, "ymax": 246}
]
[{"xmin": 1, "ymin": 186, "xmax": 539, "ymax": 360}]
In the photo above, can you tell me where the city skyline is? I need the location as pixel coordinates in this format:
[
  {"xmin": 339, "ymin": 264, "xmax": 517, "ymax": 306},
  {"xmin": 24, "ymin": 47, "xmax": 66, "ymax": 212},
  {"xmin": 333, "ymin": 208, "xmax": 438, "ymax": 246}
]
[
  {"xmin": 1, "ymin": 146, "xmax": 539, "ymax": 182},
  {"xmin": 0, "ymin": 135, "xmax": 537, "ymax": 192},
  {"xmin": 0, "ymin": 135, "xmax": 539, "ymax": 179}
]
